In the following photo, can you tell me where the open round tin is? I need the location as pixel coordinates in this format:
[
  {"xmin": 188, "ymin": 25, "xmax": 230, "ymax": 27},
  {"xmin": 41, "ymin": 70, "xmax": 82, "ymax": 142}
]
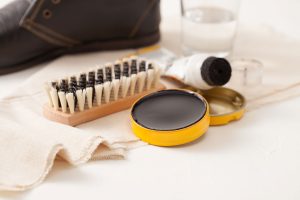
[
  {"xmin": 201, "ymin": 87, "xmax": 246, "ymax": 125},
  {"xmin": 130, "ymin": 89, "xmax": 210, "ymax": 146},
  {"xmin": 185, "ymin": 87, "xmax": 246, "ymax": 126}
]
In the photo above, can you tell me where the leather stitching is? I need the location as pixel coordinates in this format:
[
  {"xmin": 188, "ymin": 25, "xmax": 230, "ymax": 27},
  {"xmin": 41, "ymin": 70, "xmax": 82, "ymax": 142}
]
[
  {"xmin": 27, "ymin": 20, "xmax": 80, "ymax": 46},
  {"xmin": 129, "ymin": 0, "xmax": 158, "ymax": 38},
  {"xmin": 21, "ymin": 0, "xmax": 81, "ymax": 47},
  {"xmin": 29, "ymin": 0, "xmax": 45, "ymax": 20},
  {"xmin": 22, "ymin": 19, "xmax": 71, "ymax": 46}
]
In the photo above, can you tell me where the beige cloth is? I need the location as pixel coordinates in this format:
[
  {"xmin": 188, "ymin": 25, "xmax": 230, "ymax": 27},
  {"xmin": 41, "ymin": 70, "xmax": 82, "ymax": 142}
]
[
  {"xmin": 0, "ymin": 51, "xmax": 145, "ymax": 191},
  {"xmin": 1, "ymin": 26, "xmax": 300, "ymax": 191}
]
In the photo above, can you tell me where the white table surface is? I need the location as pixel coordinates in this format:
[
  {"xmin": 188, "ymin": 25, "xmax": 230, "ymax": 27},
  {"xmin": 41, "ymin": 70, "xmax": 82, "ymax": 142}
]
[{"xmin": 1, "ymin": 0, "xmax": 300, "ymax": 199}]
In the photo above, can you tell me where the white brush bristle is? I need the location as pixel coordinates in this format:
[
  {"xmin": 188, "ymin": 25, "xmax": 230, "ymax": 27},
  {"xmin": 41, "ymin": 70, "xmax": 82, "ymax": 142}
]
[{"xmin": 44, "ymin": 57, "xmax": 161, "ymax": 113}]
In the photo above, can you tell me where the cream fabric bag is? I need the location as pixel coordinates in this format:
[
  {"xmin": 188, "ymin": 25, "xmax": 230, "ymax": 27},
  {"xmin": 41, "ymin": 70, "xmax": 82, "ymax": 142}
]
[
  {"xmin": 0, "ymin": 51, "xmax": 144, "ymax": 191},
  {"xmin": 1, "ymin": 27, "xmax": 300, "ymax": 191}
]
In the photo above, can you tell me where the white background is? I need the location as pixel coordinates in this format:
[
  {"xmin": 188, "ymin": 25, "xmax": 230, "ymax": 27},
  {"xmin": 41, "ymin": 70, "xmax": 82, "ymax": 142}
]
[{"xmin": 0, "ymin": 0, "xmax": 300, "ymax": 199}]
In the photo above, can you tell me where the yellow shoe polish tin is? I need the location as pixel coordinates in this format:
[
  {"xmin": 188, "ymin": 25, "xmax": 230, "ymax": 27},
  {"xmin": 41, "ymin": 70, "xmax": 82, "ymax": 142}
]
[
  {"xmin": 130, "ymin": 88, "xmax": 246, "ymax": 146},
  {"xmin": 130, "ymin": 89, "xmax": 210, "ymax": 146}
]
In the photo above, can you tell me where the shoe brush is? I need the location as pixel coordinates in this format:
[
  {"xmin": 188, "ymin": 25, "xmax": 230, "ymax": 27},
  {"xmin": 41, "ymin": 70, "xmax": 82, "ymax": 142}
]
[{"xmin": 43, "ymin": 56, "xmax": 165, "ymax": 126}]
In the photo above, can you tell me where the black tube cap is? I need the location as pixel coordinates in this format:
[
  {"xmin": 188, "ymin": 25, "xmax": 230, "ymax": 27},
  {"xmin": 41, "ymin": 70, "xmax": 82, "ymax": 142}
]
[{"xmin": 201, "ymin": 57, "xmax": 232, "ymax": 86}]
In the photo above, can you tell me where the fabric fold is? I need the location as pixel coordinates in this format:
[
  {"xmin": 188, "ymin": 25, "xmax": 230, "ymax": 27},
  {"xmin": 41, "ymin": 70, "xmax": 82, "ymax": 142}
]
[
  {"xmin": 0, "ymin": 92, "xmax": 135, "ymax": 190},
  {"xmin": 0, "ymin": 51, "xmax": 143, "ymax": 191}
]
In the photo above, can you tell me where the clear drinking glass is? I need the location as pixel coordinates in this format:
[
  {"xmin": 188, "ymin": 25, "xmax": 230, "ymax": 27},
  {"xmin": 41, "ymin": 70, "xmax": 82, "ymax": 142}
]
[{"xmin": 181, "ymin": 0, "xmax": 240, "ymax": 57}]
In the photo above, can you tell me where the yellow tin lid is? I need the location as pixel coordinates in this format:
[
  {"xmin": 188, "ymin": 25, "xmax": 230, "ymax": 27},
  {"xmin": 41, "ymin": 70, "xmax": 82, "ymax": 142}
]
[
  {"xmin": 187, "ymin": 87, "xmax": 246, "ymax": 126},
  {"xmin": 130, "ymin": 89, "xmax": 210, "ymax": 146}
]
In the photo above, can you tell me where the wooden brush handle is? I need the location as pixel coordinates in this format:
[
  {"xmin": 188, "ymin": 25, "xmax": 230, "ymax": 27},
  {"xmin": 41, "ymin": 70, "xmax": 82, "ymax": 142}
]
[{"xmin": 43, "ymin": 83, "xmax": 166, "ymax": 126}]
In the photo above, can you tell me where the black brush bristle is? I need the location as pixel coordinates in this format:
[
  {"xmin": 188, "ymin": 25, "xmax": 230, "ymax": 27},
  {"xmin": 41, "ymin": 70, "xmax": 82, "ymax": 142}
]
[
  {"xmin": 114, "ymin": 64, "xmax": 121, "ymax": 79},
  {"xmin": 96, "ymin": 69, "xmax": 104, "ymax": 84},
  {"xmin": 87, "ymin": 71, "xmax": 95, "ymax": 87},
  {"xmin": 139, "ymin": 60, "xmax": 146, "ymax": 72},
  {"xmin": 130, "ymin": 59, "xmax": 137, "ymax": 74},
  {"xmin": 59, "ymin": 79, "xmax": 68, "ymax": 93},
  {"xmin": 78, "ymin": 73, "xmax": 87, "ymax": 90},
  {"xmin": 51, "ymin": 81, "xmax": 59, "ymax": 91},
  {"xmin": 88, "ymin": 71, "xmax": 95, "ymax": 83},
  {"xmin": 105, "ymin": 67, "xmax": 112, "ymax": 82},
  {"xmin": 148, "ymin": 63, "xmax": 154, "ymax": 70},
  {"xmin": 87, "ymin": 71, "xmax": 96, "ymax": 101},
  {"xmin": 70, "ymin": 76, "xmax": 77, "ymax": 83},
  {"xmin": 68, "ymin": 76, "xmax": 77, "ymax": 108},
  {"xmin": 122, "ymin": 62, "xmax": 129, "ymax": 77}
]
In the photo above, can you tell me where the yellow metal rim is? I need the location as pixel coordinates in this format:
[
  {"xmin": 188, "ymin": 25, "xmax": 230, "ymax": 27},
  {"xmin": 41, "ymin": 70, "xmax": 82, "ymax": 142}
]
[
  {"xmin": 209, "ymin": 108, "xmax": 245, "ymax": 126},
  {"xmin": 130, "ymin": 89, "xmax": 210, "ymax": 146}
]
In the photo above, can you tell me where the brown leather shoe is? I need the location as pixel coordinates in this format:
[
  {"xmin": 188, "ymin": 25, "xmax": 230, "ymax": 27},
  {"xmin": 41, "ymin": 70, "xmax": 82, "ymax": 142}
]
[{"xmin": 0, "ymin": 0, "xmax": 161, "ymax": 74}]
